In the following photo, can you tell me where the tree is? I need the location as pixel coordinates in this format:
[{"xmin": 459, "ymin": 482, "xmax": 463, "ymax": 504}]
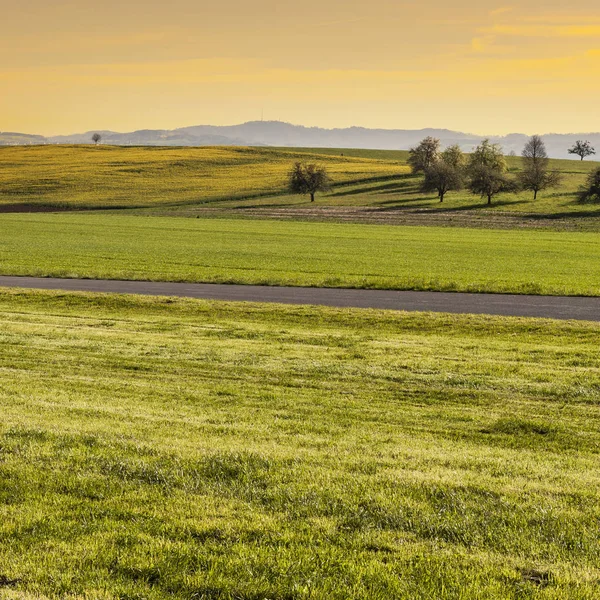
[
  {"xmin": 421, "ymin": 146, "xmax": 465, "ymax": 202},
  {"xmin": 468, "ymin": 166, "xmax": 516, "ymax": 205},
  {"xmin": 288, "ymin": 162, "xmax": 331, "ymax": 202},
  {"xmin": 92, "ymin": 133, "xmax": 102, "ymax": 145},
  {"xmin": 441, "ymin": 144, "xmax": 466, "ymax": 170},
  {"xmin": 578, "ymin": 168, "xmax": 600, "ymax": 203},
  {"xmin": 468, "ymin": 140, "xmax": 515, "ymax": 204},
  {"xmin": 408, "ymin": 137, "xmax": 441, "ymax": 173},
  {"xmin": 422, "ymin": 161, "xmax": 464, "ymax": 202},
  {"xmin": 568, "ymin": 140, "xmax": 596, "ymax": 161},
  {"xmin": 518, "ymin": 135, "xmax": 561, "ymax": 199},
  {"xmin": 469, "ymin": 139, "xmax": 507, "ymax": 171}
]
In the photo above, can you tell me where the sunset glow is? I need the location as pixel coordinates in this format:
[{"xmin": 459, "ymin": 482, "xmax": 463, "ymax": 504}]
[{"xmin": 3, "ymin": 0, "xmax": 600, "ymax": 134}]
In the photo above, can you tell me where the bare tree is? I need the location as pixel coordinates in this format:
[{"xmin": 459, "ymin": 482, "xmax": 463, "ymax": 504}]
[
  {"xmin": 288, "ymin": 162, "xmax": 331, "ymax": 202},
  {"xmin": 568, "ymin": 140, "xmax": 595, "ymax": 161},
  {"xmin": 578, "ymin": 168, "xmax": 600, "ymax": 203},
  {"xmin": 92, "ymin": 133, "xmax": 102, "ymax": 145},
  {"xmin": 408, "ymin": 137, "xmax": 441, "ymax": 173},
  {"xmin": 518, "ymin": 135, "xmax": 561, "ymax": 199},
  {"xmin": 468, "ymin": 140, "xmax": 515, "ymax": 204}
]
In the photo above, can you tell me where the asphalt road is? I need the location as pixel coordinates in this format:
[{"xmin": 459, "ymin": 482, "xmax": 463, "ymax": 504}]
[{"xmin": 0, "ymin": 275, "xmax": 599, "ymax": 322}]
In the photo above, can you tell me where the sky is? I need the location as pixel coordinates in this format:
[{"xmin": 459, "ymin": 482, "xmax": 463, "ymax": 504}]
[{"xmin": 2, "ymin": 0, "xmax": 600, "ymax": 135}]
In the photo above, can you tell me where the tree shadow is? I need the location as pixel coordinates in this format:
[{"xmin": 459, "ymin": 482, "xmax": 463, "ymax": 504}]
[
  {"xmin": 526, "ymin": 208, "xmax": 600, "ymax": 221},
  {"xmin": 329, "ymin": 182, "xmax": 414, "ymax": 198},
  {"xmin": 232, "ymin": 199, "xmax": 308, "ymax": 210},
  {"xmin": 370, "ymin": 198, "xmax": 531, "ymax": 213},
  {"xmin": 328, "ymin": 175, "xmax": 418, "ymax": 198}
]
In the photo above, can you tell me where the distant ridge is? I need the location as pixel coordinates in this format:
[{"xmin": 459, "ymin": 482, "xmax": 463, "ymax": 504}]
[
  {"xmin": 0, "ymin": 131, "xmax": 48, "ymax": 145},
  {"xmin": 2, "ymin": 121, "xmax": 599, "ymax": 159}
]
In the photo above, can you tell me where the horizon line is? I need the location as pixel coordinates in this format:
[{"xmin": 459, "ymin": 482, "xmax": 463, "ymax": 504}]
[{"xmin": 4, "ymin": 119, "xmax": 600, "ymax": 140}]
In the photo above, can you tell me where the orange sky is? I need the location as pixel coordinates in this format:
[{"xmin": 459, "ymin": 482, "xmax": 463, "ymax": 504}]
[{"xmin": 3, "ymin": 1, "xmax": 600, "ymax": 135}]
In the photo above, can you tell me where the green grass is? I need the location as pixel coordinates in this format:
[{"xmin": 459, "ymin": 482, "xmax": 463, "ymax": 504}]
[
  {"xmin": 190, "ymin": 153, "xmax": 600, "ymax": 219},
  {"xmin": 1, "ymin": 213, "xmax": 600, "ymax": 296},
  {"xmin": 0, "ymin": 289, "xmax": 599, "ymax": 599},
  {"xmin": 1, "ymin": 145, "xmax": 599, "ymax": 225},
  {"xmin": 0, "ymin": 145, "xmax": 405, "ymax": 210}
]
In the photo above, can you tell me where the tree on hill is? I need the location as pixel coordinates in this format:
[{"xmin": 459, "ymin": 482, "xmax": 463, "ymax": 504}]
[
  {"xmin": 408, "ymin": 137, "xmax": 441, "ymax": 173},
  {"xmin": 568, "ymin": 140, "xmax": 595, "ymax": 161},
  {"xmin": 422, "ymin": 162, "xmax": 464, "ymax": 202},
  {"xmin": 518, "ymin": 135, "xmax": 561, "ymax": 199},
  {"xmin": 468, "ymin": 167, "xmax": 516, "ymax": 205},
  {"xmin": 92, "ymin": 133, "xmax": 102, "ymax": 145},
  {"xmin": 421, "ymin": 146, "xmax": 466, "ymax": 202},
  {"xmin": 578, "ymin": 168, "xmax": 600, "ymax": 203},
  {"xmin": 467, "ymin": 140, "xmax": 515, "ymax": 204},
  {"xmin": 288, "ymin": 162, "xmax": 331, "ymax": 202},
  {"xmin": 469, "ymin": 139, "xmax": 507, "ymax": 171}
]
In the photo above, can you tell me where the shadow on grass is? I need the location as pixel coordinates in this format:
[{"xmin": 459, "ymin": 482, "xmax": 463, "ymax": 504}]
[
  {"xmin": 233, "ymin": 200, "xmax": 308, "ymax": 210},
  {"xmin": 370, "ymin": 198, "xmax": 532, "ymax": 213},
  {"xmin": 527, "ymin": 207, "xmax": 600, "ymax": 220},
  {"xmin": 329, "ymin": 179, "xmax": 417, "ymax": 198}
]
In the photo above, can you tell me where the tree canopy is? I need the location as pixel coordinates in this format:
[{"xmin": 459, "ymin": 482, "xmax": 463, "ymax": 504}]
[
  {"xmin": 422, "ymin": 161, "xmax": 464, "ymax": 202},
  {"xmin": 568, "ymin": 140, "xmax": 596, "ymax": 161},
  {"xmin": 288, "ymin": 162, "xmax": 331, "ymax": 202},
  {"xmin": 579, "ymin": 168, "xmax": 600, "ymax": 203},
  {"xmin": 467, "ymin": 140, "xmax": 514, "ymax": 204},
  {"xmin": 468, "ymin": 139, "xmax": 507, "ymax": 172},
  {"xmin": 408, "ymin": 137, "xmax": 441, "ymax": 173},
  {"xmin": 420, "ymin": 145, "xmax": 466, "ymax": 202},
  {"xmin": 518, "ymin": 136, "xmax": 561, "ymax": 199},
  {"xmin": 440, "ymin": 144, "xmax": 466, "ymax": 170}
]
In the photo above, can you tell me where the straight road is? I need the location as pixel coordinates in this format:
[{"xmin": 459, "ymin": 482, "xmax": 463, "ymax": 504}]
[{"xmin": 0, "ymin": 275, "xmax": 599, "ymax": 322}]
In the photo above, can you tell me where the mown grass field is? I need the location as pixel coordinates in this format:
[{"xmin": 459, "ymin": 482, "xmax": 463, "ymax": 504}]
[
  {"xmin": 0, "ymin": 289, "xmax": 599, "ymax": 599},
  {"xmin": 1, "ymin": 213, "xmax": 600, "ymax": 296},
  {"xmin": 1, "ymin": 146, "xmax": 599, "ymax": 225}
]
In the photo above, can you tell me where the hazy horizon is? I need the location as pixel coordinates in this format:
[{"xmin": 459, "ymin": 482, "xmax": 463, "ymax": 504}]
[{"xmin": 6, "ymin": 119, "xmax": 600, "ymax": 141}]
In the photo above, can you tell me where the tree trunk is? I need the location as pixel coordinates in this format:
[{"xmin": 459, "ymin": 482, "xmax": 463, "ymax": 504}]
[
  {"xmin": 581, "ymin": 156, "xmax": 584, "ymax": 161},
  {"xmin": 439, "ymin": 192, "xmax": 444, "ymax": 202},
  {"xmin": 534, "ymin": 189, "xmax": 538, "ymax": 200},
  {"xmin": 310, "ymin": 192, "xmax": 315, "ymax": 202},
  {"xmin": 487, "ymin": 194, "xmax": 492, "ymax": 205}
]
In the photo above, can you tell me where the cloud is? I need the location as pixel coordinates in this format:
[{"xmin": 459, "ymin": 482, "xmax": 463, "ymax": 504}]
[
  {"xmin": 2, "ymin": 47, "xmax": 598, "ymax": 94},
  {"xmin": 482, "ymin": 24, "xmax": 600, "ymax": 38},
  {"xmin": 490, "ymin": 6, "xmax": 514, "ymax": 17}
]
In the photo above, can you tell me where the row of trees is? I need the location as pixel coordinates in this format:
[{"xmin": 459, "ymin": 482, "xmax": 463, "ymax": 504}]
[
  {"xmin": 409, "ymin": 136, "xmax": 567, "ymax": 204},
  {"xmin": 288, "ymin": 136, "xmax": 600, "ymax": 204}
]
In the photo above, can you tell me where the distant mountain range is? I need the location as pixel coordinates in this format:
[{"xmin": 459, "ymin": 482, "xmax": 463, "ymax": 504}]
[{"xmin": 1, "ymin": 121, "xmax": 599, "ymax": 159}]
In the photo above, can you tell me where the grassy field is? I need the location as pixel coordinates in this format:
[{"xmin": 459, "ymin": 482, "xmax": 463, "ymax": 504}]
[
  {"xmin": 0, "ymin": 289, "xmax": 599, "ymax": 599},
  {"xmin": 1, "ymin": 213, "xmax": 600, "ymax": 296},
  {"xmin": 0, "ymin": 145, "xmax": 405, "ymax": 210},
  {"xmin": 191, "ymin": 153, "xmax": 599, "ymax": 221},
  {"xmin": 1, "ymin": 146, "xmax": 599, "ymax": 225}
]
